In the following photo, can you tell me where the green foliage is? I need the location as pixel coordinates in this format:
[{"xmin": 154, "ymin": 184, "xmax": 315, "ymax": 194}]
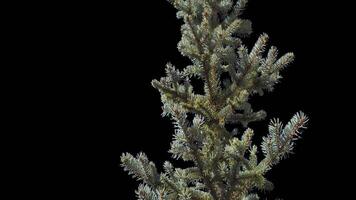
[
  {"xmin": 261, "ymin": 112, "xmax": 308, "ymax": 166},
  {"xmin": 122, "ymin": 0, "xmax": 308, "ymax": 199},
  {"xmin": 121, "ymin": 152, "xmax": 160, "ymax": 187}
]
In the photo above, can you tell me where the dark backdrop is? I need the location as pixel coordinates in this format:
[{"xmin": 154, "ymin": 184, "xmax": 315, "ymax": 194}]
[{"xmin": 62, "ymin": 0, "xmax": 351, "ymax": 199}]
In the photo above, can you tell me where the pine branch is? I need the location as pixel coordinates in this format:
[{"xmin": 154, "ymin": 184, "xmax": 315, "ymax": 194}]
[
  {"xmin": 261, "ymin": 112, "xmax": 309, "ymax": 167},
  {"xmin": 169, "ymin": 105, "xmax": 220, "ymax": 199},
  {"xmin": 136, "ymin": 184, "xmax": 160, "ymax": 200},
  {"xmin": 122, "ymin": 1, "xmax": 308, "ymax": 200},
  {"xmin": 121, "ymin": 152, "xmax": 160, "ymax": 187},
  {"xmin": 185, "ymin": 9, "xmax": 220, "ymax": 108}
]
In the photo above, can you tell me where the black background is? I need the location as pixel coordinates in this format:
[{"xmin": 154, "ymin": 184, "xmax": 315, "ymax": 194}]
[{"xmin": 45, "ymin": 0, "xmax": 352, "ymax": 199}]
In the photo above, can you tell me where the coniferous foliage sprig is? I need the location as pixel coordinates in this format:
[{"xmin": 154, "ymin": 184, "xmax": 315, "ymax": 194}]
[{"xmin": 121, "ymin": 0, "xmax": 308, "ymax": 199}]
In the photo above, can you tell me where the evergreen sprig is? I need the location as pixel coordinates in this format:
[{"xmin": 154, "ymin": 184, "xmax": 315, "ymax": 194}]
[{"xmin": 122, "ymin": 1, "xmax": 308, "ymax": 199}]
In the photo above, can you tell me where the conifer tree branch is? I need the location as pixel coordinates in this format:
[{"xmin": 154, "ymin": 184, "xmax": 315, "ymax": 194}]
[
  {"xmin": 169, "ymin": 107, "xmax": 220, "ymax": 200},
  {"xmin": 260, "ymin": 112, "xmax": 309, "ymax": 168},
  {"xmin": 185, "ymin": 11, "xmax": 219, "ymax": 109},
  {"xmin": 123, "ymin": 1, "xmax": 308, "ymax": 200},
  {"xmin": 152, "ymin": 79, "xmax": 215, "ymax": 121}
]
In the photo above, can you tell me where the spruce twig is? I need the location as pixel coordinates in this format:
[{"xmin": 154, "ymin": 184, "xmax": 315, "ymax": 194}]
[{"xmin": 121, "ymin": 1, "xmax": 308, "ymax": 199}]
